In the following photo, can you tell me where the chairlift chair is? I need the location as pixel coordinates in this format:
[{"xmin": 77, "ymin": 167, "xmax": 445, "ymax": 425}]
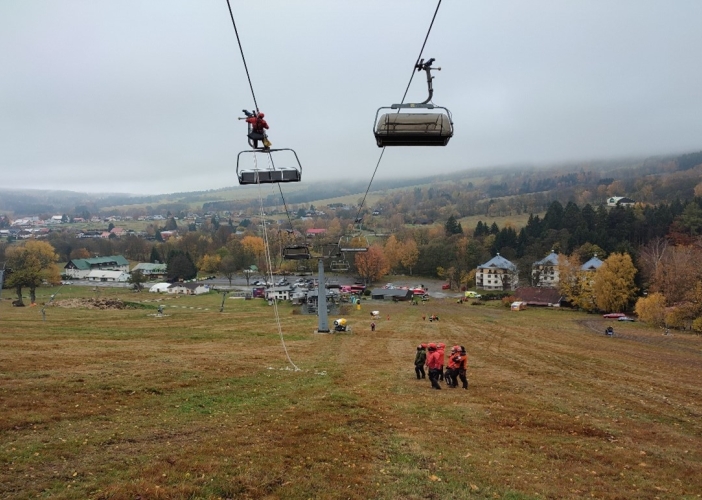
[
  {"xmin": 330, "ymin": 259, "xmax": 350, "ymax": 272},
  {"xmin": 338, "ymin": 234, "xmax": 369, "ymax": 253},
  {"xmin": 236, "ymin": 148, "xmax": 302, "ymax": 185},
  {"xmin": 373, "ymin": 58, "xmax": 454, "ymax": 147},
  {"xmin": 283, "ymin": 244, "xmax": 311, "ymax": 260}
]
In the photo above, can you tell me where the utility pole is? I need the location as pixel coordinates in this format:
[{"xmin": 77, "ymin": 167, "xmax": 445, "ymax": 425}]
[
  {"xmin": 316, "ymin": 258, "xmax": 329, "ymax": 333},
  {"xmin": 0, "ymin": 262, "xmax": 5, "ymax": 318}
]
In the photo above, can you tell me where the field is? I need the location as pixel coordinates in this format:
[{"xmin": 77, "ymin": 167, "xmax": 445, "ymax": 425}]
[{"xmin": 1, "ymin": 287, "xmax": 701, "ymax": 499}]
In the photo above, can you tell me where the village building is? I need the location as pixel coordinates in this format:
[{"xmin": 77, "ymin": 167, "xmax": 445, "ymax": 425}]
[
  {"xmin": 265, "ymin": 286, "xmax": 293, "ymax": 301},
  {"xmin": 514, "ymin": 287, "xmax": 564, "ymax": 307},
  {"xmin": 167, "ymin": 282, "xmax": 210, "ymax": 295},
  {"xmin": 86, "ymin": 270, "xmax": 130, "ymax": 282},
  {"xmin": 581, "ymin": 254, "xmax": 604, "ymax": 272},
  {"xmin": 607, "ymin": 196, "xmax": 636, "ymax": 207},
  {"xmin": 532, "ymin": 250, "xmax": 560, "ymax": 287},
  {"xmin": 132, "ymin": 263, "xmax": 167, "ymax": 280},
  {"xmin": 64, "ymin": 255, "xmax": 129, "ymax": 279},
  {"xmin": 476, "ymin": 254, "xmax": 519, "ymax": 291}
]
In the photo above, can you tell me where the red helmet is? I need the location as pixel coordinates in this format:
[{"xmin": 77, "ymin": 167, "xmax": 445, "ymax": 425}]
[
  {"xmin": 421, "ymin": 343, "xmax": 427, "ymax": 348},
  {"xmin": 428, "ymin": 343, "xmax": 436, "ymax": 350},
  {"xmin": 258, "ymin": 112, "xmax": 265, "ymax": 118},
  {"xmin": 453, "ymin": 345, "xmax": 461, "ymax": 352}
]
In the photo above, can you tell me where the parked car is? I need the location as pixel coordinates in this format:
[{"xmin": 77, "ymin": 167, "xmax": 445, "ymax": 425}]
[
  {"xmin": 61, "ymin": 280, "xmax": 73, "ymax": 285},
  {"xmin": 618, "ymin": 316, "xmax": 635, "ymax": 322},
  {"xmin": 441, "ymin": 283, "xmax": 451, "ymax": 290},
  {"xmin": 603, "ymin": 313, "xmax": 626, "ymax": 319}
]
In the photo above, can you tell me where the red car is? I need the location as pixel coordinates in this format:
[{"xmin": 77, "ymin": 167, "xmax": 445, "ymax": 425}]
[
  {"xmin": 442, "ymin": 283, "xmax": 451, "ymax": 290},
  {"xmin": 602, "ymin": 313, "xmax": 626, "ymax": 319}
]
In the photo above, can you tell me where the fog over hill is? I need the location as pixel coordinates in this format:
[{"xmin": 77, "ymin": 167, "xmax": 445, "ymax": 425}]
[{"xmin": 1, "ymin": 151, "xmax": 701, "ymax": 218}]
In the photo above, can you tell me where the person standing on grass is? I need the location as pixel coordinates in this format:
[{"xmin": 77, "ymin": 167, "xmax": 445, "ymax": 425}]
[
  {"xmin": 455, "ymin": 345, "xmax": 468, "ymax": 389},
  {"xmin": 445, "ymin": 345, "xmax": 460, "ymax": 387},
  {"xmin": 436, "ymin": 342, "xmax": 446, "ymax": 382},
  {"xmin": 414, "ymin": 344, "xmax": 427, "ymax": 379},
  {"xmin": 426, "ymin": 343, "xmax": 442, "ymax": 390}
]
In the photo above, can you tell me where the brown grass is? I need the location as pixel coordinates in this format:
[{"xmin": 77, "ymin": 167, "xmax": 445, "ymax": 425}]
[{"xmin": 1, "ymin": 289, "xmax": 701, "ymax": 499}]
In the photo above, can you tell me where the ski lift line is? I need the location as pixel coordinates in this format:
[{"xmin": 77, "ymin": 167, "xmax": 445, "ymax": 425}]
[
  {"xmin": 353, "ymin": 0, "xmax": 443, "ymax": 224},
  {"xmin": 255, "ymin": 153, "xmax": 300, "ymax": 371},
  {"xmin": 225, "ymin": 0, "xmax": 259, "ymax": 111}
]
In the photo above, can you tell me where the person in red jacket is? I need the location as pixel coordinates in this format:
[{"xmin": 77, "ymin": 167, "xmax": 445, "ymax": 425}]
[
  {"xmin": 455, "ymin": 345, "xmax": 468, "ymax": 389},
  {"xmin": 426, "ymin": 343, "xmax": 442, "ymax": 390},
  {"xmin": 242, "ymin": 109, "xmax": 270, "ymax": 149},
  {"xmin": 445, "ymin": 345, "xmax": 461, "ymax": 387},
  {"xmin": 436, "ymin": 342, "xmax": 446, "ymax": 382}
]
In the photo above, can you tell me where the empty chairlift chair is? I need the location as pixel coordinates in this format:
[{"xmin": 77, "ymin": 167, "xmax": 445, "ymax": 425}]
[
  {"xmin": 236, "ymin": 148, "xmax": 302, "ymax": 185},
  {"xmin": 283, "ymin": 244, "xmax": 311, "ymax": 260},
  {"xmin": 373, "ymin": 58, "xmax": 453, "ymax": 147}
]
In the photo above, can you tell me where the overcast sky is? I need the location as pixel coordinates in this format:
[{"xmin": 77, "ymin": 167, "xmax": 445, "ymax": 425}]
[{"xmin": 1, "ymin": 0, "xmax": 701, "ymax": 195}]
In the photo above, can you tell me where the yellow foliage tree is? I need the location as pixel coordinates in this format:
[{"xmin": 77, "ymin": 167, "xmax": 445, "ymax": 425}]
[
  {"xmin": 354, "ymin": 245, "xmax": 389, "ymax": 285},
  {"xmin": 399, "ymin": 238, "xmax": 419, "ymax": 275},
  {"xmin": 383, "ymin": 235, "xmax": 401, "ymax": 273},
  {"xmin": 634, "ymin": 292, "xmax": 667, "ymax": 327},
  {"xmin": 198, "ymin": 254, "xmax": 222, "ymax": 274},
  {"xmin": 593, "ymin": 253, "xmax": 638, "ymax": 313}
]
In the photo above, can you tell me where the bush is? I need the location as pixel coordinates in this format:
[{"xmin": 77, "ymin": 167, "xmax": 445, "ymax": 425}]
[{"xmin": 502, "ymin": 295, "xmax": 517, "ymax": 308}]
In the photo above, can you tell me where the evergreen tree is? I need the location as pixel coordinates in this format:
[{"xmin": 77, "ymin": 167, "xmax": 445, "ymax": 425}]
[
  {"xmin": 149, "ymin": 246, "xmax": 161, "ymax": 263},
  {"xmin": 445, "ymin": 215, "xmax": 463, "ymax": 235}
]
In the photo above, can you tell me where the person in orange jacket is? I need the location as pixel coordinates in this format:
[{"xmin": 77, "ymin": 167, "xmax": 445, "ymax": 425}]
[
  {"xmin": 445, "ymin": 345, "xmax": 461, "ymax": 387},
  {"xmin": 455, "ymin": 345, "xmax": 468, "ymax": 389},
  {"xmin": 426, "ymin": 343, "xmax": 442, "ymax": 390},
  {"xmin": 243, "ymin": 109, "xmax": 270, "ymax": 149},
  {"xmin": 436, "ymin": 343, "xmax": 446, "ymax": 382}
]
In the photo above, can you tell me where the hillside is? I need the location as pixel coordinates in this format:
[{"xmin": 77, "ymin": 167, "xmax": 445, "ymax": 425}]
[{"xmin": 1, "ymin": 151, "xmax": 701, "ymax": 219}]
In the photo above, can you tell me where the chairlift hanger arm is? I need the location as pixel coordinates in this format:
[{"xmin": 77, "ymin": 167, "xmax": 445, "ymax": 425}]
[{"xmin": 415, "ymin": 58, "xmax": 441, "ymax": 105}]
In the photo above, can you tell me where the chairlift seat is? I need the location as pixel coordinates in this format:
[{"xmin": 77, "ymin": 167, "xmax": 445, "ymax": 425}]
[
  {"xmin": 239, "ymin": 168, "xmax": 301, "ymax": 185},
  {"xmin": 283, "ymin": 245, "xmax": 311, "ymax": 260},
  {"xmin": 375, "ymin": 112, "xmax": 453, "ymax": 147},
  {"xmin": 330, "ymin": 260, "xmax": 350, "ymax": 272},
  {"xmin": 236, "ymin": 148, "xmax": 303, "ymax": 185}
]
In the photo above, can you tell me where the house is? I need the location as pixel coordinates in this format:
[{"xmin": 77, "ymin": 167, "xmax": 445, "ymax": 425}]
[
  {"xmin": 532, "ymin": 250, "xmax": 560, "ymax": 288},
  {"xmin": 167, "ymin": 282, "xmax": 210, "ymax": 295},
  {"xmin": 160, "ymin": 231, "xmax": 177, "ymax": 241},
  {"xmin": 607, "ymin": 196, "xmax": 636, "ymax": 207},
  {"xmin": 64, "ymin": 255, "xmax": 129, "ymax": 279},
  {"xmin": 132, "ymin": 263, "xmax": 167, "ymax": 280},
  {"xmin": 265, "ymin": 286, "xmax": 293, "ymax": 301},
  {"xmin": 514, "ymin": 287, "xmax": 563, "ymax": 307},
  {"xmin": 306, "ymin": 228, "xmax": 327, "ymax": 238},
  {"xmin": 110, "ymin": 227, "xmax": 126, "ymax": 237},
  {"xmin": 581, "ymin": 254, "xmax": 604, "ymax": 272},
  {"xmin": 510, "ymin": 301, "xmax": 527, "ymax": 311},
  {"xmin": 476, "ymin": 254, "xmax": 519, "ymax": 291},
  {"xmin": 86, "ymin": 270, "xmax": 130, "ymax": 282}
]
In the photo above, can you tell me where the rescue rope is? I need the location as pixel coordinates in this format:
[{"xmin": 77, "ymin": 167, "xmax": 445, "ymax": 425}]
[
  {"xmin": 225, "ymin": 2, "xmax": 300, "ymax": 370},
  {"xmin": 353, "ymin": 0, "xmax": 443, "ymax": 224},
  {"xmin": 255, "ymin": 152, "xmax": 300, "ymax": 371}
]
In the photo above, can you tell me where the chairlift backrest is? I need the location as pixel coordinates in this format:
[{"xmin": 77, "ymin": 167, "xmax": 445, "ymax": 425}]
[
  {"xmin": 283, "ymin": 245, "xmax": 311, "ymax": 260},
  {"xmin": 236, "ymin": 148, "xmax": 303, "ymax": 185}
]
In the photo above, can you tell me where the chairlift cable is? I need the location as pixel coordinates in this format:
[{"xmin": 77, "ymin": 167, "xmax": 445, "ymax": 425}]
[
  {"xmin": 224, "ymin": 1, "xmax": 298, "ymax": 237},
  {"xmin": 225, "ymin": 0, "xmax": 259, "ymax": 111},
  {"xmin": 353, "ymin": 0, "xmax": 443, "ymax": 224}
]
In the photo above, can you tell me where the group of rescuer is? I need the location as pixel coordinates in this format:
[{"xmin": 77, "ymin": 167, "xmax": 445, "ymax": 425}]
[{"xmin": 414, "ymin": 343, "xmax": 468, "ymax": 390}]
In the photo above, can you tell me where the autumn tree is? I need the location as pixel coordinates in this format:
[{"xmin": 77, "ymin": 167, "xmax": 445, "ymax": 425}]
[
  {"xmin": 384, "ymin": 235, "xmax": 401, "ymax": 273},
  {"xmin": 199, "ymin": 254, "xmax": 222, "ymax": 274},
  {"xmin": 354, "ymin": 245, "xmax": 389, "ymax": 285},
  {"xmin": 241, "ymin": 235, "xmax": 266, "ymax": 272},
  {"xmin": 593, "ymin": 253, "xmax": 638, "ymax": 313},
  {"xmin": 634, "ymin": 292, "xmax": 667, "ymax": 327},
  {"xmin": 399, "ymin": 238, "xmax": 419, "ymax": 275},
  {"xmin": 5, "ymin": 241, "xmax": 60, "ymax": 305}
]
